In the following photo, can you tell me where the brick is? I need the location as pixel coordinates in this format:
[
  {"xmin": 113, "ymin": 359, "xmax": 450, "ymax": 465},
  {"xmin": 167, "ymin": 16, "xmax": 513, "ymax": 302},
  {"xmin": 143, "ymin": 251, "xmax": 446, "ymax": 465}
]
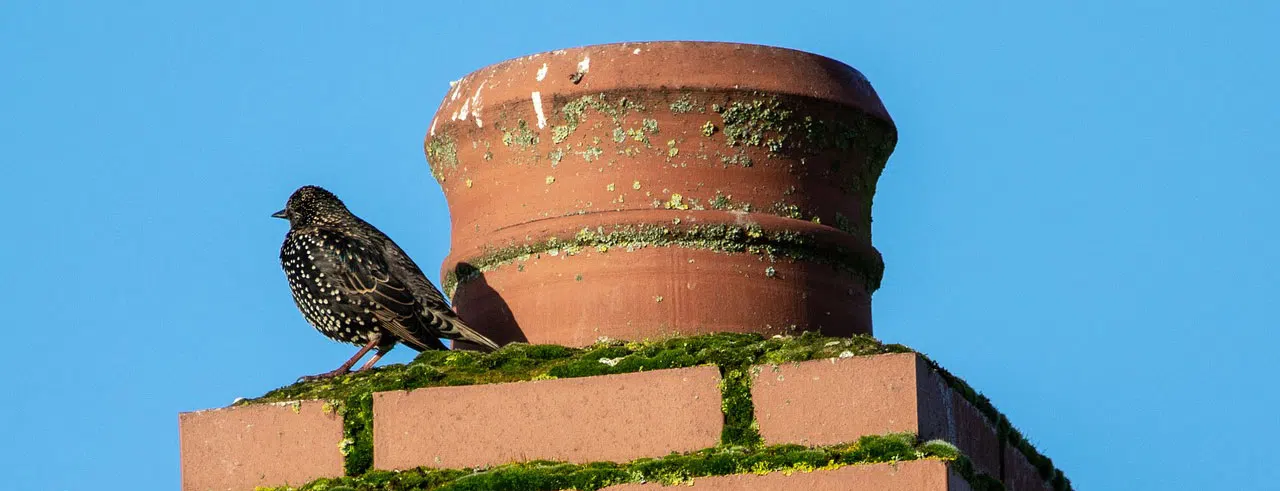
[
  {"xmin": 373, "ymin": 365, "xmax": 724, "ymax": 470},
  {"xmin": 916, "ymin": 367, "xmax": 1002, "ymax": 478},
  {"xmin": 179, "ymin": 400, "xmax": 344, "ymax": 491},
  {"xmin": 751, "ymin": 353, "xmax": 920, "ymax": 444},
  {"xmin": 602, "ymin": 460, "xmax": 970, "ymax": 490},
  {"xmin": 1003, "ymin": 442, "xmax": 1053, "ymax": 491},
  {"xmin": 751, "ymin": 353, "xmax": 1002, "ymax": 478}
]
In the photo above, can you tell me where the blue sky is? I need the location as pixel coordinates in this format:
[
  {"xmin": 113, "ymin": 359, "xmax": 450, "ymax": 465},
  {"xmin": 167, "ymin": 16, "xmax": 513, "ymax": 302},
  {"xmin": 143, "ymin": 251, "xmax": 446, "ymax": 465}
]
[{"xmin": 2, "ymin": 1, "xmax": 1276, "ymax": 489}]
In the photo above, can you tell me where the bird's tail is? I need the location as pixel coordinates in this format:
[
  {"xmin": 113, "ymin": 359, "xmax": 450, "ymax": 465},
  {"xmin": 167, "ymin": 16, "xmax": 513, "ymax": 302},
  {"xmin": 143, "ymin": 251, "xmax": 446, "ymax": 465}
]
[{"xmin": 439, "ymin": 315, "xmax": 502, "ymax": 352}]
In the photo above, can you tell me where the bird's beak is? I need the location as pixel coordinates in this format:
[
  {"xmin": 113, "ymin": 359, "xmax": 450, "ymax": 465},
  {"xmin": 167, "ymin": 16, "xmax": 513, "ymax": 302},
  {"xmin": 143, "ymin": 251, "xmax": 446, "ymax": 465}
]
[{"xmin": 272, "ymin": 209, "xmax": 289, "ymax": 219}]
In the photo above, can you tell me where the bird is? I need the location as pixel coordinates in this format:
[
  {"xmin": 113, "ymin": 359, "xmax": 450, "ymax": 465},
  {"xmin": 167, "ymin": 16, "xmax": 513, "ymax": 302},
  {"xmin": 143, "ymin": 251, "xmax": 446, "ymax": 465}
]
[{"xmin": 272, "ymin": 185, "xmax": 501, "ymax": 381}]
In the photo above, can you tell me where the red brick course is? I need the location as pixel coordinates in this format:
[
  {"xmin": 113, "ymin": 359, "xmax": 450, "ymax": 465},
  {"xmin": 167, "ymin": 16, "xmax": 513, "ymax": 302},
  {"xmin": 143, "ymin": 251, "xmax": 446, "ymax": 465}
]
[
  {"xmin": 917, "ymin": 367, "xmax": 1002, "ymax": 480},
  {"xmin": 1003, "ymin": 441, "xmax": 1054, "ymax": 491},
  {"xmin": 373, "ymin": 365, "xmax": 724, "ymax": 470},
  {"xmin": 601, "ymin": 460, "xmax": 970, "ymax": 490},
  {"xmin": 178, "ymin": 400, "xmax": 344, "ymax": 491},
  {"xmin": 752, "ymin": 353, "xmax": 920, "ymax": 442},
  {"xmin": 750, "ymin": 353, "xmax": 1003, "ymax": 478},
  {"xmin": 178, "ymin": 354, "xmax": 1060, "ymax": 491}
]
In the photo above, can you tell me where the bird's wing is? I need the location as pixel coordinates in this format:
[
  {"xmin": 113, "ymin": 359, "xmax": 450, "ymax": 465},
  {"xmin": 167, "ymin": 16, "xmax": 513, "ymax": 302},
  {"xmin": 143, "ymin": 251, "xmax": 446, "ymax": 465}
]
[
  {"xmin": 325, "ymin": 233, "xmax": 445, "ymax": 351},
  {"xmin": 380, "ymin": 239, "xmax": 502, "ymax": 351},
  {"xmin": 378, "ymin": 238, "xmax": 450, "ymax": 307}
]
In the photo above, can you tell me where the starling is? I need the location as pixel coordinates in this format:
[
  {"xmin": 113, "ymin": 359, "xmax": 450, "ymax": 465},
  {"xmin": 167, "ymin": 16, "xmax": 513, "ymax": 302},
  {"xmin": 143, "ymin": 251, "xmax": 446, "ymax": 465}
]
[{"xmin": 273, "ymin": 185, "xmax": 500, "ymax": 381}]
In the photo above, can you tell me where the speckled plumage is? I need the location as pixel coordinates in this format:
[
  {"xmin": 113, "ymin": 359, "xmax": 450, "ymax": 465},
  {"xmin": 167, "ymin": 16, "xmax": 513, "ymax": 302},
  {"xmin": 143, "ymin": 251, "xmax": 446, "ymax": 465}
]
[{"xmin": 274, "ymin": 185, "xmax": 499, "ymax": 379}]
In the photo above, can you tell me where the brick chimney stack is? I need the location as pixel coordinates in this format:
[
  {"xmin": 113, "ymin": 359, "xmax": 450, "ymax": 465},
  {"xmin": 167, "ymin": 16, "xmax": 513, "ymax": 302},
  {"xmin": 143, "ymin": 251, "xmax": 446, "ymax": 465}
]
[{"xmin": 179, "ymin": 42, "xmax": 1069, "ymax": 491}]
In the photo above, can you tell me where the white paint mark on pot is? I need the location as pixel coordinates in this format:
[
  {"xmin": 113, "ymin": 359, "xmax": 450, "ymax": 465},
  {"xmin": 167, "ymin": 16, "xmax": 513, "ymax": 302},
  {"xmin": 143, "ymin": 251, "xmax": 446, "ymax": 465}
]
[
  {"xmin": 532, "ymin": 91, "xmax": 546, "ymax": 129},
  {"xmin": 471, "ymin": 81, "xmax": 486, "ymax": 128}
]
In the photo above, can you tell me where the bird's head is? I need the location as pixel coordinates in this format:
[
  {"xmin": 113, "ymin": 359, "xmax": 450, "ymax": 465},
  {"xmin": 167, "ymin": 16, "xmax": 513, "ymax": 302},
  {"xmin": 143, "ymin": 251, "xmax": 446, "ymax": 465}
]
[{"xmin": 272, "ymin": 185, "xmax": 354, "ymax": 227}]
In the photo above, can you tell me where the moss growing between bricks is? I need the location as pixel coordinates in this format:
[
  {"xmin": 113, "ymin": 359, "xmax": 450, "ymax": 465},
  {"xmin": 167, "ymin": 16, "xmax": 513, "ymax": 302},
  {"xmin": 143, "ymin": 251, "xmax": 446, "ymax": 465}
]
[
  {"xmin": 256, "ymin": 433, "xmax": 977, "ymax": 491},
  {"xmin": 242, "ymin": 333, "xmax": 890, "ymax": 406},
  {"xmin": 237, "ymin": 332, "xmax": 1069, "ymax": 491},
  {"xmin": 240, "ymin": 332, "xmax": 900, "ymax": 455},
  {"xmin": 339, "ymin": 393, "xmax": 374, "ymax": 476},
  {"xmin": 717, "ymin": 365, "xmax": 761, "ymax": 446}
]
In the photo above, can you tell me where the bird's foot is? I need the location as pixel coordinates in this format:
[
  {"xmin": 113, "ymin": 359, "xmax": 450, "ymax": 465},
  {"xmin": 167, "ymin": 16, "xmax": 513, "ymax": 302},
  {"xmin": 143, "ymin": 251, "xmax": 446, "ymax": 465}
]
[{"xmin": 296, "ymin": 368, "xmax": 350, "ymax": 383}]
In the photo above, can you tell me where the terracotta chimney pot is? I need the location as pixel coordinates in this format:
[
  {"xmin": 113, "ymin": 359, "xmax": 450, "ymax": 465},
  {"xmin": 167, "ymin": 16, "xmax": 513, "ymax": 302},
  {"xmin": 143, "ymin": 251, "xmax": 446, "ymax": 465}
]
[{"xmin": 427, "ymin": 41, "xmax": 896, "ymax": 347}]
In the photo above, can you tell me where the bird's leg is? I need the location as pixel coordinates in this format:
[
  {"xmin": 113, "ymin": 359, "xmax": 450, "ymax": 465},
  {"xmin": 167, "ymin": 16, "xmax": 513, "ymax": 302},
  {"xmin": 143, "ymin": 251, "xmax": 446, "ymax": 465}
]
[
  {"xmin": 356, "ymin": 345, "xmax": 393, "ymax": 372},
  {"xmin": 298, "ymin": 336, "xmax": 380, "ymax": 382}
]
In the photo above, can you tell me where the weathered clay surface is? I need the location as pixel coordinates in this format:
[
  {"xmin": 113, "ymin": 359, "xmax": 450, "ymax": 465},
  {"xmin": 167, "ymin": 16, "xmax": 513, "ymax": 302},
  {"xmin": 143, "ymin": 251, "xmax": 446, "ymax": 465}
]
[
  {"xmin": 178, "ymin": 400, "xmax": 343, "ymax": 491},
  {"xmin": 750, "ymin": 353, "xmax": 1005, "ymax": 479},
  {"xmin": 429, "ymin": 41, "xmax": 895, "ymax": 346},
  {"xmin": 372, "ymin": 365, "xmax": 724, "ymax": 469},
  {"xmin": 446, "ymin": 209, "xmax": 880, "ymax": 276},
  {"xmin": 601, "ymin": 460, "xmax": 970, "ymax": 491},
  {"xmin": 452, "ymin": 236, "xmax": 870, "ymax": 348}
]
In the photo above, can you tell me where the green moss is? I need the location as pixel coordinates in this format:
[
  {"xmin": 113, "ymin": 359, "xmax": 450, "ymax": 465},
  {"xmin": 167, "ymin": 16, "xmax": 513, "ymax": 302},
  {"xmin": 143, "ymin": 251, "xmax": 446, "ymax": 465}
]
[
  {"xmin": 669, "ymin": 94, "xmax": 697, "ymax": 114},
  {"xmin": 718, "ymin": 365, "xmax": 761, "ymax": 446},
  {"xmin": 640, "ymin": 118, "xmax": 659, "ymax": 134},
  {"xmin": 256, "ymin": 432, "xmax": 964, "ymax": 491},
  {"xmin": 339, "ymin": 394, "xmax": 374, "ymax": 476},
  {"xmin": 440, "ymin": 222, "xmax": 882, "ymax": 297},
  {"xmin": 550, "ymin": 93, "xmax": 646, "ymax": 145},
  {"xmin": 550, "ymin": 126, "xmax": 572, "ymax": 144},
  {"xmin": 706, "ymin": 192, "xmax": 751, "ymax": 212},
  {"xmin": 425, "ymin": 134, "xmax": 459, "ymax": 180},
  {"xmin": 771, "ymin": 202, "xmax": 804, "ymax": 220},
  {"xmin": 951, "ymin": 455, "xmax": 1007, "ymax": 491},
  {"xmin": 240, "ymin": 330, "xmax": 1067, "ymax": 490},
  {"xmin": 242, "ymin": 332, "xmax": 901, "ymax": 466},
  {"xmin": 242, "ymin": 332, "xmax": 891, "ymax": 408},
  {"xmin": 706, "ymin": 192, "xmax": 731, "ymax": 210},
  {"xmin": 720, "ymin": 99, "xmax": 791, "ymax": 148},
  {"xmin": 661, "ymin": 193, "xmax": 688, "ymax": 210},
  {"xmin": 642, "ymin": 194, "xmax": 834, "ymax": 233},
  {"xmin": 720, "ymin": 152, "xmax": 752, "ymax": 168},
  {"xmin": 716, "ymin": 95, "xmax": 896, "ymax": 169},
  {"xmin": 501, "ymin": 119, "xmax": 539, "ymax": 148},
  {"xmin": 625, "ymin": 128, "xmax": 650, "ymax": 146},
  {"xmin": 577, "ymin": 146, "xmax": 603, "ymax": 162},
  {"xmin": 456, "ymin": 90, "xmax": 896, "ymax": 178},
  {"xmin": 707, "ymin": 193, "xmax": 730, "ymax": 210}
]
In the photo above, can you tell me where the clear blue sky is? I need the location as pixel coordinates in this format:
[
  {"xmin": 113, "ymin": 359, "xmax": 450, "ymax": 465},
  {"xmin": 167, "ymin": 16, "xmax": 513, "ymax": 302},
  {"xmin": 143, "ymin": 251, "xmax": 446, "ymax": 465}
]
[{"xmin": 2, "ymin": 2, "xmax": 1276, "ymax": 489}]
